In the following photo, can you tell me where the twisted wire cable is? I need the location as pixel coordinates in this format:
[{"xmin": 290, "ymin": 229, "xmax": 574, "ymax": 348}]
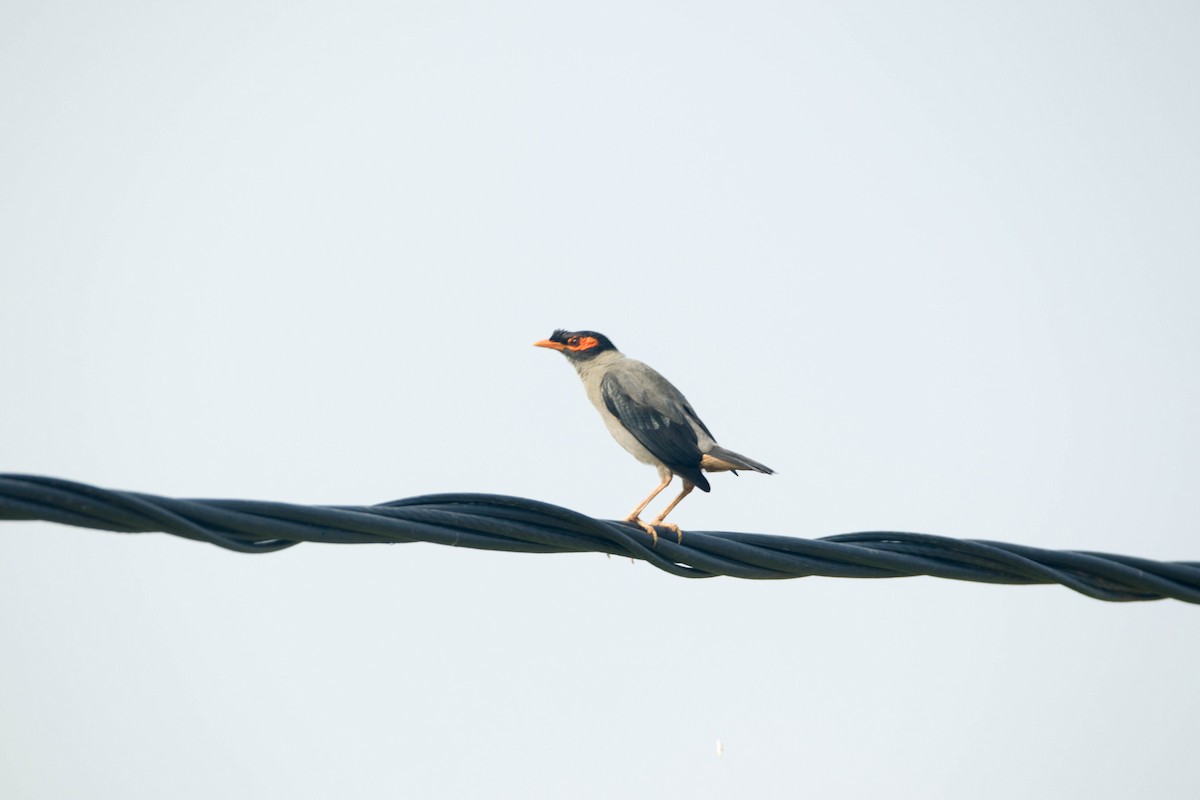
[{"xmin": 2, "ymin": 474, "xmax": 1197, "ymax": 604}]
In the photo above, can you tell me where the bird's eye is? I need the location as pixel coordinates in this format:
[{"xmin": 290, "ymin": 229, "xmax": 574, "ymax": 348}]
[{"xmin": 567, "ymin": 336, "xmax": 580, "ymax": 346}]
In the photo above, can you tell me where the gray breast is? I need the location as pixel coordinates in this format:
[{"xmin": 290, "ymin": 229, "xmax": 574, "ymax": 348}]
[{"xmin": 575, "ymin": 353, "xmax": 667, "ymax": 467}]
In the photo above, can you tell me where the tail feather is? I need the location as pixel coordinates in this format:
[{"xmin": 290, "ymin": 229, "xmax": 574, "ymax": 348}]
[{"xmin": 703, "ymin": 445, "xmax": 774, "ymax": 475}]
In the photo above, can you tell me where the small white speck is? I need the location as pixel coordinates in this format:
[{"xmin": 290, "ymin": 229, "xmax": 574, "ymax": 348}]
[{"xmin": 716, "ymin": 740, "xmax": 723, "ymax": 757}]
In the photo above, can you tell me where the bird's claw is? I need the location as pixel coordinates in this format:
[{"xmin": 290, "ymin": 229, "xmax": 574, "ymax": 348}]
[
  {"xmin": 654, "ymin": 521, "xmax": 683, "ymax": 544},
  {"xmin": 626, "ymin": 516, "xmax": 660, "ymax": 547},
  {"xmin": 625, "ymin": 517, "xmax": 683, "ymax": 546}
]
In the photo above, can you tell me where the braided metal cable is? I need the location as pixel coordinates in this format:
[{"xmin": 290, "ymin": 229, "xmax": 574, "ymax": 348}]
[{"xmin": 2, "ymin": 473, "xmax": 1197, "ymax": 604}]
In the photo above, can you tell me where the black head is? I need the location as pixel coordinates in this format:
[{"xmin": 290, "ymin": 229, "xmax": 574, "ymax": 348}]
[{"xmin": 533, "ymin": 329, "xmax": 619, "ymax": 360}]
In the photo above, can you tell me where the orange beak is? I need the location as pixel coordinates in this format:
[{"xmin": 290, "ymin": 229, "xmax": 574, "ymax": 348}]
[{"xmin": 533, "ymin": 339, "xmax": 565, "ymax": 350}]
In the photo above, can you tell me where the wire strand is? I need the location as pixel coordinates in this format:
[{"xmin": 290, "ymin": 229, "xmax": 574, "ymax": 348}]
[{"xmin": 2, "ymin": 474, "xmax": 1197, "ymax": 603}]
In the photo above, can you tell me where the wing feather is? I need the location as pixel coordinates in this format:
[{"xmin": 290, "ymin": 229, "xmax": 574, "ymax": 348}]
[{"xmin": 601, "ymin": 371, "xmax": 710, "ymax": 490}]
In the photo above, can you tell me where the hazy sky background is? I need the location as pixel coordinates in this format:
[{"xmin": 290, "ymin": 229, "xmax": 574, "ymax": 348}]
[{"xmin": 2, "ymin": 1, "xmax": 1198, "ymax": 797}]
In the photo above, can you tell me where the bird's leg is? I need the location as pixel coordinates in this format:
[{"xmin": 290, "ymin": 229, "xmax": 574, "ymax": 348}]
[
  {"xmin": 625, "ymin": 474, "xmax": 672, "ymax": 522},
  {"xmin": 625, "ymin": 472, "xmax": 673, "ymax": 546},
  {"xmin": 649, "ymin": 481, "xmax": 695, "ymax": 543}
]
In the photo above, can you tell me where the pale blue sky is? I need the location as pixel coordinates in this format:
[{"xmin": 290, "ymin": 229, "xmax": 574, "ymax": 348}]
[{"xmin": 2, "ymin": 2, "xmax": 1198, "ymax": 797}]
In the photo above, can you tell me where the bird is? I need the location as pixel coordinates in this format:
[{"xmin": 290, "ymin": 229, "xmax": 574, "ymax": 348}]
[{"xmin": 534, "ymin": 329, "xmax": 773, "ymax": 544}]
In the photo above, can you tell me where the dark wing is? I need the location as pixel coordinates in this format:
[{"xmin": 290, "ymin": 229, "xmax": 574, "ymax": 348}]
[{"xmin": 601, "ymin": 371, "xmax": 711, "ymax": 491}]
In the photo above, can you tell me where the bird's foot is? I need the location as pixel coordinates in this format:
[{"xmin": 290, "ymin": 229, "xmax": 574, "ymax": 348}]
[
  {"xmin": 651, "ymin": 520, "xmax": 683, "ymax": 544},
  {"xmin": 626, "ymin": 516, "xmax": 660, "ymax": 547}
]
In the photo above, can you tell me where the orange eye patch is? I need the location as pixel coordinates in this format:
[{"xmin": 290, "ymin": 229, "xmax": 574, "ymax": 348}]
[{"xmin": 567, "ymin": 336, "xmax": 599, "ymax": 351}]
